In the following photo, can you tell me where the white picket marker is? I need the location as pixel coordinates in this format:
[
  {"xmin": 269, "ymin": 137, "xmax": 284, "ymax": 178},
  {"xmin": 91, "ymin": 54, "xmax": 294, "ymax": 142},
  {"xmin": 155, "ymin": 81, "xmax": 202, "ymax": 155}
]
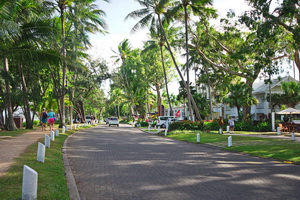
[
  {"xmin": 277, "ymin": 127, "xmax": 281, "ymax": 135},
  {"xmin": 70, "ymin": 125, "xmax": 73, "ymax": 130},
  {"xmin": 62, "ymin": 126, "xmax": 65, "ymax": 133},
  {"xmin": 291, "ymin": 132, "xmax": 295, "ymax": 141},
  {"xmin": 228, "ymin": 136, "xmax": 232, "ymax": 147},
  {"xmin": 226, "ymin": 126, "xmax": 230, "ymax": 133},
  {"xmin": 148, "ymin": 125, "xmax": 150, "ymax": 131},
  {"xmin": 22, "ymin": 165, "xmax": 38, "ymax": 200},
  {"xmin": 55, "ymin": 129, "xmax": 59, "ymax": 137},
  {"xmin": 197, "ymin": 133, "xmax": 200, "ymax": 143},
  {"xmin": 164, "ymin": 123, "xmax": 168, "ymax": 136},
  {"xmin": 219, "ymin": 128, "xmax": 223, "ymax": 134},
  {"xmin": 158, "ymin": 126, "xmax": 160, "ymax": 132},
  {"xmin": 65, "ymin": 126, "xmax": 68, "ymax": 131},
  {"xmin": 50, "ymin": 131, "xmax": 55, "ymax": 141},
  {"xmin": 37, "ymin": 142, "xmax": 45, "ymax": 163},
  {"xmin": 44, "ymin": 134, "xmax": 50, "ymax": 148}
]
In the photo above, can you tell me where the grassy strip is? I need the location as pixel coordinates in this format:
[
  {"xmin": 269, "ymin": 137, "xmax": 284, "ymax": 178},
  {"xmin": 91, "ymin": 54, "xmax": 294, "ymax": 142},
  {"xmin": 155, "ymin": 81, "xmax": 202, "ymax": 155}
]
[
  {"xmin": 0, "ymin": 128, "xmax": 38, "ymax": 137},
  {"xmin": 166, "ymin": 131, "xmax": 300, "ymax": 164},
  {"xmin": 0, "ymin": 125, "xmax": 92, "ymax": 200}
]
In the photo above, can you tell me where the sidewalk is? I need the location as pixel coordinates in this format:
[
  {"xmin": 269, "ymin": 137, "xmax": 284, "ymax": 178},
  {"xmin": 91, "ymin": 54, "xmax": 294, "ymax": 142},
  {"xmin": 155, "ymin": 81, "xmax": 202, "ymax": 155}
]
[{"xmin": 0, "ymin": 129, "xmax": 49, "ymax": 177}]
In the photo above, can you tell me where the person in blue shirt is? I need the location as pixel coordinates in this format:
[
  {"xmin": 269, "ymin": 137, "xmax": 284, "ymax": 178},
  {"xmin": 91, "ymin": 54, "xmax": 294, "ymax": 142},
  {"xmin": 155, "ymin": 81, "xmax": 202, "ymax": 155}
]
[{"xmin": 47, "ymin": 109, "xmax": 55, "ymax": 131}]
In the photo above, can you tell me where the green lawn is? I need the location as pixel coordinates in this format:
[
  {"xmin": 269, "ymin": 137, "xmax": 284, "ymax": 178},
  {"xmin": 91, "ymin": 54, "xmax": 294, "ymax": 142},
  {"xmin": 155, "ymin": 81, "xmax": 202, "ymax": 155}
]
[
  {"xmin": 166, "ymin": 130, "xmax": 300, "ymax": 164},
  {"xmin": 0, "ymin": 125, "xmax": 92, "ymax": 200}
]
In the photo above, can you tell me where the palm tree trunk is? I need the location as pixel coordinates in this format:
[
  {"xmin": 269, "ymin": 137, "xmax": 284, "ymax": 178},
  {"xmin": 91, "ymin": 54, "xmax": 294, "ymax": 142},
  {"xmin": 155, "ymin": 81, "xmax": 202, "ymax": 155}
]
[
  {"xmin": 206, "ymin": 70, "xmax": 213, "ymax": 120},
  {"xmin": 19, "ymin": 64, "xmax": 33, "ymax": 129},
  {"xmin": 157, "ymin": 14, "xmax": 202, "ymax": 121},
  {"xmin": 184, "ymin": 5, "xmax": 194, "ymax": 121},
  {"xmin": 155, "ymin": 83, "xmax": 162, "ymax": 116},
  {"xmin": 3, "ymin": 57, "xmax": 17, "ymax": 131},
  {"xmin": 160, "ymin": 45, "xmax": 173, "ymax": 116}
]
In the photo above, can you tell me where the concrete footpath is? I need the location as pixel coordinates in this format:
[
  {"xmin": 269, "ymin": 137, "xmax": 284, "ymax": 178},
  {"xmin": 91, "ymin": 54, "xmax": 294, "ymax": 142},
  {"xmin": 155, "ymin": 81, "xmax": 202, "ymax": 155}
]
[{"xmin": 66, "ymin": 124, "xmax": 300, "ymax": 200}]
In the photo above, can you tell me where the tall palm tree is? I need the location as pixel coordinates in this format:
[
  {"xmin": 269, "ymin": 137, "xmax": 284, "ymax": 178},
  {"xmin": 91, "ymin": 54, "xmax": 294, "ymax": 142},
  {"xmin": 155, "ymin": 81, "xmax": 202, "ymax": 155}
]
[{"xmin": 126, "ymin": 0, "xmax": 203, "ymax": 120}]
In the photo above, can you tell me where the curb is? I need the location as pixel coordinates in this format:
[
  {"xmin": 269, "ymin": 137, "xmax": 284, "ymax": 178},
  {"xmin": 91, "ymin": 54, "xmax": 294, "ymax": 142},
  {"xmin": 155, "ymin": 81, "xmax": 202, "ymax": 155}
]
[{"xmin": 62, "ymin": 132, "xmax": 81, "ymax": 200}]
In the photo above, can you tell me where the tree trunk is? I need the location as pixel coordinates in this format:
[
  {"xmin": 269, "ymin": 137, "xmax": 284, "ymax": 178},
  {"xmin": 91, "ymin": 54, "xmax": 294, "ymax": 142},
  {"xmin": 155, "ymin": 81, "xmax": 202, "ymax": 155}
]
[
  {"xmin": 184, "ymin": 5, "xmax": 194, "ymax": 121},
  {"xmin": 206, "ymin": 70, "xmax": 213, "ymax": 120},
  {"xmin": 18, "ymin": 64, "xmax": 33, "ymax": 129},
  {"xmin": 157, "ymin": 14, "xmax": 202, "ymax": 121},
  {"xmin": 242, "ymin": 80, "xmax": 255, "ymax": 121},
  {"xmin": 3, "ymin": 57, "xmax": 17, "ymax": 131},
  {"xmin": 155, "ymin": 83, "xmax": 162, "ymax": 116},
  {"xmin": 160, "ymin": 45, "xmax": 173, "ymax": 116},
  {"xmin": 294, "ymin": 50, "xmax": 300, "ymax": 81}
]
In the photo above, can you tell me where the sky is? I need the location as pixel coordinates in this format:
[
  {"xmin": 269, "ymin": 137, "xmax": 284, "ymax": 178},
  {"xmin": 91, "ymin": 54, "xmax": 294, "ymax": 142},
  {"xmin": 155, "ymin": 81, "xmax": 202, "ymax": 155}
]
[{"xmin": 87, "ymin": 0, "xmax": 298, "ymax": 94}]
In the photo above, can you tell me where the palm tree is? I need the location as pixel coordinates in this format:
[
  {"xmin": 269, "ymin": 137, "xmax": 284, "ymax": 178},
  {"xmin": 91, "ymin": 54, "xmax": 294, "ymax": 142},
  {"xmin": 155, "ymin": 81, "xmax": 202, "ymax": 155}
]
[{"xmin": 126, "ymin": 0, "xmax": 203, "ymax": 120}]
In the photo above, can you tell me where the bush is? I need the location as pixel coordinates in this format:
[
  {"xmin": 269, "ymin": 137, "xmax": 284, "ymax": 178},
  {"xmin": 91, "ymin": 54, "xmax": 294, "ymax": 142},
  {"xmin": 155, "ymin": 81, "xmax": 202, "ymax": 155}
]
[
  {"xmin": 253, "ymin": 122, "xmax": 272, "ymax": 132},
  {"xmin": 169, "ymin": 120, "xmax": 204, "ymax": 131},
  {"xmin": 234, "ymin": 121, "xmax": 253, "ymax": 131},
  {"xmin": 203, "ymin": 121, "xmax": 220, "ymax": 131},
  {"xmin": 135, "ymin": 121, "xmax": 149, "ymax": 127}
]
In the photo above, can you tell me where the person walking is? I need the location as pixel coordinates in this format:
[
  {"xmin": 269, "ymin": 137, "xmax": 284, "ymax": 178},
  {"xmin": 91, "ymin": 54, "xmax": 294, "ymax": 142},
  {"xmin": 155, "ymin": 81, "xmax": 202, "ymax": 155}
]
[
  {"xmin": 40, "ymin": 108, "xmax": 48, "ymax": 131},
  {"xmin": 228, "ymin": 116, "xmax": 235, "ymax": 133},
  {"xmin": 47, "ymin": 109, "xmax": 55, "ymax": 131}
]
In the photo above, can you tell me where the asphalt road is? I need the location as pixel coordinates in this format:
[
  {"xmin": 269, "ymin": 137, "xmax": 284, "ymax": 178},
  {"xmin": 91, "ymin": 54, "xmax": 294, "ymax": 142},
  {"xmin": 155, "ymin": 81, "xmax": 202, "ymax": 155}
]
[{"xmin": 66, "ymin": 124, "xmax": 300, "ymax": 200}]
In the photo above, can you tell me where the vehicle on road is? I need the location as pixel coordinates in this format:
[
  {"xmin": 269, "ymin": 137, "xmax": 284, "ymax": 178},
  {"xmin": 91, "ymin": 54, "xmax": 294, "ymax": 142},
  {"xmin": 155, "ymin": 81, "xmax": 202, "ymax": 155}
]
[
  {"xmin": 157, "ymin": 116, "xmax": 176, "ymax": 128},
  {"xmin": 108, "ymin": 117, "xmax": 119, "ymax": 127}
]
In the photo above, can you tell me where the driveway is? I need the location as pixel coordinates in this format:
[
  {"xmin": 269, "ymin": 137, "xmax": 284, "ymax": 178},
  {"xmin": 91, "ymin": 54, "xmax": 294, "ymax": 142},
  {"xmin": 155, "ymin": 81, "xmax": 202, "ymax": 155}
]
[{"xmin": 66, "ymin": 124, "xmax": 300, "ymax": 200}]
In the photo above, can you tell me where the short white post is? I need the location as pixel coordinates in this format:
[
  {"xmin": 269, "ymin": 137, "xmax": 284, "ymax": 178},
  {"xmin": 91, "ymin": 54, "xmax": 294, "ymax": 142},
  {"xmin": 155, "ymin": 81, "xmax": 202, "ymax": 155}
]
[
  {"xmin": 148, "ymin": 125, "xmax": 150, "ymax": 131},
  {"xmin": 164, "ymin": 123, "xmax": 168, "ymax": 136},
  {"xmin": 228, "ymin": 136, "xmax": 232, "ymax": 147},
  {"xmin": 158, "ymin": 126, "xmax": 160, "ymax": 132},
  {"xmin": 65, "ymin": 125, "xmax": 68, "ymax": 131},
  {"xmin": 277, "ymin": 127, "xmax": 281, "ymax": 135},
  {"xmin": 74, "ymin": 124, "xmax": 77, "ymax": 129},
  {"xmin": 70, "ymin": 125, "xmax": 72, "ymax": 130},
  {"xmin": 219, "ymin": 128, "xmax": 223, "ymax": 134},
  {"xmin": 291, "ymin": 132, "xmax": 295, "ymax": 141},
  {"xmin": 197, "ymin": 133, "xmax": 200, "ymax": 143},
  {"xmin": 50, "ymin": 131, "xmax": 55, "ymax": 141},
  {"xmin": 226, "ymin": 126, "xmax": 230, "ymax": 133},
  {"xmin": 55, "ymin": 129, "xmax": 59, "ymax": 137},
  {"xmin": 22, "ymin": 165, "xmax": 38, "ymax": 200},
  {"xmin": 44, "ymin": 134, "xmax": 50, "ymax": 148},
  {"xmin": 62, "ymin": 126, "xmax": 65, "ymax": 133},
  {"xmin": 37, "ymin": 142, "xmax": 45, "ymax": 163}
]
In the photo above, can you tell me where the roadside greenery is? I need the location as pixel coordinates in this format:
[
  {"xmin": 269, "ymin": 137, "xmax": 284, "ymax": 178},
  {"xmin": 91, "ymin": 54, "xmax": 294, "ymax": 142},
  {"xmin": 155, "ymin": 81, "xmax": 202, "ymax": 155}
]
[
  {"xmin": 0, "ymin": 126, "xmax": 91, "ymax": 200},
  {"xmin": 166, "ymin": 131, "xmax": 300, "ymax": 164}
]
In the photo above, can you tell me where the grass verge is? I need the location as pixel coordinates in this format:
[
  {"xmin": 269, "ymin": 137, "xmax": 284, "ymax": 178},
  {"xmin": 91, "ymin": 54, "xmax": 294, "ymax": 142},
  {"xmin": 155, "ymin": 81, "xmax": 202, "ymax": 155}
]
[
  {"xmin": 166, "ymin": 130, "xmax": 300, "ymax": 164},
  {"xmin": 0, "ymin": 125, "xmax": 92, "ymax": 200}
]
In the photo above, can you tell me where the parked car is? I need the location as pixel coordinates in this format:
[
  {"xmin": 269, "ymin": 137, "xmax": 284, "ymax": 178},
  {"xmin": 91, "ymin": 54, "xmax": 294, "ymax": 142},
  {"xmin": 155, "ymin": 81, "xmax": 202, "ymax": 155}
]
[
  {"xmin": 108, "ymin": 117, "xmax": 119, "ymax": 127},
  {"xmin": 157, "ymin": 116, "xmax": 176, "ymax": 128},
  {"xmin": 85, "ymin": 115, "xmax": 91, "ymax": 124}
]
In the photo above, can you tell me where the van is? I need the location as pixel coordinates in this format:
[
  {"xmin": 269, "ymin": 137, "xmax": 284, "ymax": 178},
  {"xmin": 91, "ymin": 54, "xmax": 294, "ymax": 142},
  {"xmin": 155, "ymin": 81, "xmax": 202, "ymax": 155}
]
[{"xmin": 157, "ymin": 116, "xmax": 176, "ymax": 128}]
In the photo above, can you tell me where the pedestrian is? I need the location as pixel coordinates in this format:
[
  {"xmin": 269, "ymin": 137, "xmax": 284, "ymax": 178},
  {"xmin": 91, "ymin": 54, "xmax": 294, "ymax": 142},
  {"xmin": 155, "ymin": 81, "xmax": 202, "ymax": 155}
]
[
  {"xmin": 228, "ymin": 116, "xmax": 235, "ymax": 133},
  {"xmin": 218, "ymin": 116, "xmax": 224, "ymax": 134},
  {"xmin": 47, "ymin": 109, "xmax": 55, "ymax": 131},
  {"xmin": 40, "ymin": 108, "xmax": 47, "ymax": 131}
]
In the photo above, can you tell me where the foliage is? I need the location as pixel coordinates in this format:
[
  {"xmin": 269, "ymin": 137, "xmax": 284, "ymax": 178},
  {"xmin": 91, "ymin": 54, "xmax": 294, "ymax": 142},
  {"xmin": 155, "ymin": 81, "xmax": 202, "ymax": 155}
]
[
  {"xmin": 135, "ymin": 121, "xmax": 149, "ymax": 127},
  {"xmin": 169, "ymin": 120, "xmax": 204, "ymax": 131},
  {"xmin": 203, "ymin": 121, "xmax": 220, "ymax": 131}
]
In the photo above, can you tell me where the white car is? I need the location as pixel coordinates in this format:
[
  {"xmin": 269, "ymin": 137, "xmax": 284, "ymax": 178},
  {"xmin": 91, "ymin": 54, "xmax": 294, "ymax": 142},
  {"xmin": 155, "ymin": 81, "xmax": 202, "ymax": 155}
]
[
  {"xmin": 156, "ymin": 116, "xmax": 176, "ymax": 128},
  {"xmin": 108, "ymin": 117, "xmax": 119, "ymax": 127}
]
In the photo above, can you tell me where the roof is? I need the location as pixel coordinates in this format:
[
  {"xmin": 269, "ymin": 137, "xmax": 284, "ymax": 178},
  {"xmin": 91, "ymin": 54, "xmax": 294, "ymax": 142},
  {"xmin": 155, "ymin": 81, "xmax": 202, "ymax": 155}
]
[{"xmin": 253, "ymin": 76, "xmax": 297, "ymax": 94}]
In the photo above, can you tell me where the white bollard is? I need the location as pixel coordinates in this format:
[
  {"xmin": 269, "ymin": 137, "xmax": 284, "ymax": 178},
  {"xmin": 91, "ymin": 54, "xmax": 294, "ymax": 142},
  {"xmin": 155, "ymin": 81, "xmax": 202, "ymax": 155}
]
[
  {"xmin": 148, "ymin": 125, "xmax": 150, "ymax": 131},
  {"xmin": 277, "ymin": 127, "xmax": 281, "ymax": 135},
  {"xmin": 226, "ymin": 126, "xmax": 230, "ymax": 133},
  {"xmin": 197, "ymin": 133, "xmax": 200, "ymax": 143},
  {"xmin": 70, "ymin": 125, "xmax": 72, "ymax": 130},
  {"xmin": 55, "ymin": 129, "xmax": 59, "ymax": 137},
  {"xmin": 219, "ymin": 128, "xmax": 223, "ymax": 134},
  {"xmin": 22, "ymin": 165, "xmax": 38, "ymax": 200},
  {"xmin": 158, "ymin": 126, "xmax": 160, "ymax": 132},
  {"xmin": 37, "ymin": 142, "xmax": 45, "ymax": 163},
  {"xmin": 65, "ymin": 126, "xmax": 68, "ymax": 131},
  {"xmin": 228, "ymin": 136, "xmax": 232, "ymax": 147},
  {"xmin": 44, "ymin": 134, "xmax": 50, "ymax": 148},
  {"xmin": 291, "ymin": 132, "xmax": 295, "ymax": 141},
  {"xmin": 62, "ymin": 126, "xmax": 65, "ymax": 133},
  {"xmin": 164, "ymin": 123, "xmax": 168, "ymax": 136},
  {"xmin": 50, "ymin": 131, "xmax": 55, "ymax": 141}
]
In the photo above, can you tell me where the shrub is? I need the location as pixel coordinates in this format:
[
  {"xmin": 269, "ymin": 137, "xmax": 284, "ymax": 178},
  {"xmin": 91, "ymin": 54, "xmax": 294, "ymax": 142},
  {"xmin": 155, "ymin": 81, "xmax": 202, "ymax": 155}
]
[
  {"xmin": 203, "ymin": 121, "xmax": 220, "ymax": 131},
  {"xmin": 234, "ymin": 121, "xmax": 252, "ymax": 131},
  {"xmin": 135, "ymin": 121, "xmax": 149, "ymax": 127},
  {"xmin": 253, "ymin": 122, "xmax": 272, "ymax": 132},
  {"xmin": 169, "ymin": 120, "xmax": 204, "ymax": 131}
]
